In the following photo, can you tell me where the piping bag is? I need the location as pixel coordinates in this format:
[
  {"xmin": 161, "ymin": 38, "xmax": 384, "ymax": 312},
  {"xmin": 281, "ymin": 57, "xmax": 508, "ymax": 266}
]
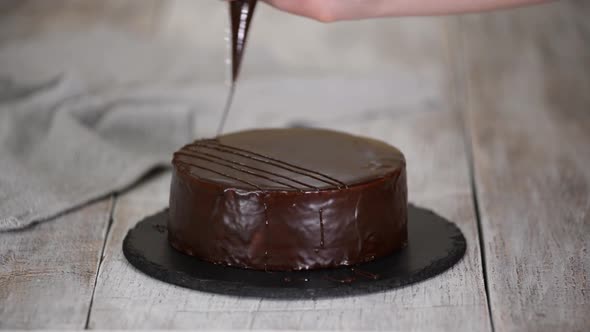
[{"xmin": 217, "ymin": 0, "xmax": 258, "ymax": 135}]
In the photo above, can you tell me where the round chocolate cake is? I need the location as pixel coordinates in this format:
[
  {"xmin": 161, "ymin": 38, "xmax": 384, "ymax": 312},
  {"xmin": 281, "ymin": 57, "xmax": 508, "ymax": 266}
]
[{"xmin": 168, "ymin": 128, "xmax": 407, "ymax": 271}]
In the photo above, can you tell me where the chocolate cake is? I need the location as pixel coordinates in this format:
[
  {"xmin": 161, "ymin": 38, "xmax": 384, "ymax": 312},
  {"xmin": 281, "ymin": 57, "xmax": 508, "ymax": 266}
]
[{"xmin": 168, "ymin": 128, "xmax": 408, "ymax": 271}]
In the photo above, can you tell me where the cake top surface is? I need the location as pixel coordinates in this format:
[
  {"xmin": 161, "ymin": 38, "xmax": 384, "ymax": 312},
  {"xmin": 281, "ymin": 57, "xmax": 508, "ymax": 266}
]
[{"xmin": 173, "ymin": 128, "xmax": 405, "ymax": 191}]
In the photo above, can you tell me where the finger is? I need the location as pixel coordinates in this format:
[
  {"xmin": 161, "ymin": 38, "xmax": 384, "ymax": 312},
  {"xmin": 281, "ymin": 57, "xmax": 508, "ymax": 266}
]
[
  {"xmin": 263, "ymin": 0, "xmax": 552, "ymax": 21},
  {"xmin": 262, "ymin": 0, "xmax": 338, "ymax": 22}
]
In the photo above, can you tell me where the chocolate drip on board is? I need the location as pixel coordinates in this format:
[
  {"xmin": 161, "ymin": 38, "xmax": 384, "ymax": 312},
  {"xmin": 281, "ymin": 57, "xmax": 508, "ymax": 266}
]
[
  {"xmin": 351, "ymin": 268, "xmax": 380, "ymax": 280},
  {"xmin": 262, "ymin": 194, "xmax": 270, "ymax": 271},
  {"xmin": 319, "ymin": 209, "xmax": 325, "ymax": 249}
]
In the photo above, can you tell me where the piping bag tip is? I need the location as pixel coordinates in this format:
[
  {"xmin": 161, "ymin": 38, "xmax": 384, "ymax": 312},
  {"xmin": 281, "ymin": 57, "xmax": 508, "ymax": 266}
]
[
  {"xmin": 229, "ymin": 0, "xmax": 258, "ymax": 81},
  {"xmin": 217, "ymin": 0, "xmax": 258, "ymax": 136}
]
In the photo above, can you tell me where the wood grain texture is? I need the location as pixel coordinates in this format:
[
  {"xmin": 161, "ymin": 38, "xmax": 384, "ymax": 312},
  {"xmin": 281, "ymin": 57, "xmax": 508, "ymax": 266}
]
[
  {"xmin": 88, "ymin": 93, "xmax": 491, "ymax": 330},
  {"xmin": 0, "ymin": 198, "xmax": 113, "ymax": 329},
  {"xmin": 460, "ymin": 1, "xmax": 590, "ymax": 330}
]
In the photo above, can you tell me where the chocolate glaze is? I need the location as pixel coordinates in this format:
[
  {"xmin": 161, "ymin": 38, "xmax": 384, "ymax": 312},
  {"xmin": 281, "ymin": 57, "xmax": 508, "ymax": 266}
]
[{"xmin": 168, "ymin": 128, "xmax": 408, "ymax": 271}]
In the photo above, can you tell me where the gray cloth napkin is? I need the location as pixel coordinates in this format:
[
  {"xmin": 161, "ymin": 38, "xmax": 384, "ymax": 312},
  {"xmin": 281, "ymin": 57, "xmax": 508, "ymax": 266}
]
[{"xmin": 0, "ymin": 75, "xmax": 195, "ymax": 231}]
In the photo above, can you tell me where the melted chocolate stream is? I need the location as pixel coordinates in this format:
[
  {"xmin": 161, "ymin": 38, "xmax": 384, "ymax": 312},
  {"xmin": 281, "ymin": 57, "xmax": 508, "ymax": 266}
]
[{"xmin": 217, "ymin": 0, "xmax": 258, "ymax": 136}]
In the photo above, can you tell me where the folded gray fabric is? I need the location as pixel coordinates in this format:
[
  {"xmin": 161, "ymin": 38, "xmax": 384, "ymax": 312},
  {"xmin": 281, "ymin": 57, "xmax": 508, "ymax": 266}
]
[{"xmin": 0, "ymin": 75, "xmax": 195, "ymax": 231}]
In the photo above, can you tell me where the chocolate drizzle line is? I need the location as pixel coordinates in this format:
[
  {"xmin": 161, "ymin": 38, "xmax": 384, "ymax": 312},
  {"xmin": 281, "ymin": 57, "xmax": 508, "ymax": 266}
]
[
  {"xmin": 175, "ymin": 160, "xmax": 262, "ymax": 190},
  {"xmin": 175, "ymin": 151, "xmax": 302, "ymax": 191},
  {"xmin": 182, "ymin": 148, "xmax": 319, "ymax": 190},
  {"xmin": 195, "ymin": 141, "xmax": 347, "ymax": 188}
]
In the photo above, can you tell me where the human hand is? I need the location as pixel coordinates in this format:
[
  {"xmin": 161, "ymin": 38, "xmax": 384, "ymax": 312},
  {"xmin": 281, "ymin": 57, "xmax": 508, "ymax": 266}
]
[{"xmin": 262, "ymin": 0, "xmax": 552, "ymax": 22}]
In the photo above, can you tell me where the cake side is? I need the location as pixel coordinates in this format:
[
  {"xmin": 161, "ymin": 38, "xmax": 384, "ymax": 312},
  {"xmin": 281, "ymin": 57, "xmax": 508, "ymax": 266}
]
[{"xmin": 168, "ymin": 166, "xmax": 407, "ymax": 270}]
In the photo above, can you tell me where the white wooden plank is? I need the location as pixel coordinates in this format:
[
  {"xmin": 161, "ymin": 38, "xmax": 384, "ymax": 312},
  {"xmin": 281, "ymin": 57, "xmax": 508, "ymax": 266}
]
[
  {"xmin": 460, "ymin": 1, "xmax": 590, "ymax": 330},
  {"xmin": 0, "ymin": 198, "xmax": 113, "ymax": 329},
  {"xmin": 88, "ymin": 105, "xmax": 490, "ymax": 330}
]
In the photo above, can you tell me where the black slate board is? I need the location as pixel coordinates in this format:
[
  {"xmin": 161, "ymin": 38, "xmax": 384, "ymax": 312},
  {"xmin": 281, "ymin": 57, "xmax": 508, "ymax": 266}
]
[{"xmin": 123, "ymin": 204, "xmax": 466, "ymax": 299}]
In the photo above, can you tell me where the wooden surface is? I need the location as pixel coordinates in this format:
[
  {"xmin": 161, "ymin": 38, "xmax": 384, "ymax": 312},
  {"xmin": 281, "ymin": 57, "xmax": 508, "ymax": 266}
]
[
  {"xmin": 460, "ymin": 1, "xmax": 590, "ymax": 331},
  {"xmin": 0, "ymin": 198, "xmax": 113, "ymax": 329},
  {"xmin": 0, "ymin": 0, "xmax": 589, "ymax": 330}
]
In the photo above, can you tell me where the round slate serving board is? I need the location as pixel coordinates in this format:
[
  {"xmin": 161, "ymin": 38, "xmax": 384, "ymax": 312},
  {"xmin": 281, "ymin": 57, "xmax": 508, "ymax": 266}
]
[{"xmin": 123, "ymin": 204, "xmax": 466, "ymax": 298}]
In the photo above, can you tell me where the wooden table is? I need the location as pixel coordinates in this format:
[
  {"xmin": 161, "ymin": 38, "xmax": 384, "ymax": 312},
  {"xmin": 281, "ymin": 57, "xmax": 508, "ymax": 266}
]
[{"xmin": 1, "ymin": 1, "xmax": 588, "ymax": 330}]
